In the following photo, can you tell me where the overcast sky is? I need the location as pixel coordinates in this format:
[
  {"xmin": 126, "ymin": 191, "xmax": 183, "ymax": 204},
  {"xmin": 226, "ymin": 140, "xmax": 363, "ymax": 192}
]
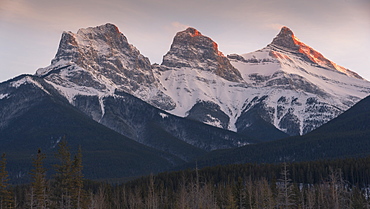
[{"xmin": 0, "ymin": 0, "xmax": 369, "ymax": 82}]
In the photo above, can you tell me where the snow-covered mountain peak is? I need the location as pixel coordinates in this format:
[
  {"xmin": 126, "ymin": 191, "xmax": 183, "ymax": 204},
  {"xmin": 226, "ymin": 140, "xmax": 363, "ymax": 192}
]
[
  {"xmin": 269, "ymin": 27, "xmax": 363, "ymax": 79},
  {"xmin": 225, "ymin": 26, "xmax": 370, "ymax": 136},
  {"xmin": 35, "ymin": 23, "xmax": 176, "ymax": 111},
  {"xmin": 36, "ymin": 23, "xmax": 156, "ymax": 88},
  {"xmin": 161, "ymin": 27, "xmax": 243, "ymax": 82}
]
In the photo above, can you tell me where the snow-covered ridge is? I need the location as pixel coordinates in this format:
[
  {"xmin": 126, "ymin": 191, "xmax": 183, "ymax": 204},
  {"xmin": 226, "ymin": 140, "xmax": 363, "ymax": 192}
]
[
  {"xmin": 10, "ymin": 76, "xmax": 51, "ymax": 95},
  {"xmin": 35, "ymin": 23, "xmax": 370, "ymax": 138}
]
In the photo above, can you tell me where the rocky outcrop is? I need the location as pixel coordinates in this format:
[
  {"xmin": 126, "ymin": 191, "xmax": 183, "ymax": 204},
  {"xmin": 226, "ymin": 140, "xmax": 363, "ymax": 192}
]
[{"xmin": 161, "ymin": 27, "xmax": 243, "ymax": 82}]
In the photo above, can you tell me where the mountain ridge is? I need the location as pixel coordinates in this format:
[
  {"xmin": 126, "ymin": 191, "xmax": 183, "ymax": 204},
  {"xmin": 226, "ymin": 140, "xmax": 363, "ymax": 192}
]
[{"xmin": 34, "ymin": 23, "xmax": 370, "ymax": 139}]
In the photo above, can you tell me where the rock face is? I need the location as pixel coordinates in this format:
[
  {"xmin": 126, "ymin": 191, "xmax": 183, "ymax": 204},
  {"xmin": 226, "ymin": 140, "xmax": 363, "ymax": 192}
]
[
  {"xmin": 41, "ymin": 23, "xmax": 154, "ymax": 90},
  {"xmin": 161, "ymin": 27, "xmax": 243, "ymax": 82},
  {"xmin": 270, "ymin": 26, "xmax": 300, "ymax": 51}
]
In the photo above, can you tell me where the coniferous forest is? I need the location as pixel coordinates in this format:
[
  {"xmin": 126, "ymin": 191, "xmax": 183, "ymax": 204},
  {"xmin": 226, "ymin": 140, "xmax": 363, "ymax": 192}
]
[{"xmin": 2, "ymin": 141, "xmax": 370, "ymax": 208}]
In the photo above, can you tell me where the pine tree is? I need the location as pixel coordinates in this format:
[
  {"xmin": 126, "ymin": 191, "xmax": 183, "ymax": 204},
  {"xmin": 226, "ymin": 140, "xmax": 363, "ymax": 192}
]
[
  {"xmin": 233, "ymin": 176, "xmax": 245, "ymax": 209},
  {"xmin": 0, "ymin": 153, "xmax": 13, "ymax": 209},
  {"xmin": 54, "ymin": 139, "xmax": 72, "ymax": 209},
  {"xmin": 53, "ymin": 140, "xmax": 86, "ymax": 209},
  {"xmin": 29, "ymin": 148, "xmax": 48, "ymax": 209},
  {"xmin": 71, "ymin": 146, "xmax": 84, "ymax": 209}
]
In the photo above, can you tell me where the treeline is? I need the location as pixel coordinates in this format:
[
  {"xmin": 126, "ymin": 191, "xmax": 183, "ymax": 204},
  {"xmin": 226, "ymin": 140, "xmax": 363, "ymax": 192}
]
[
  {"xmin": 0, "ymin": 140, "xmax": 84, "ymax": 209},
  {"xmin": 105, "ymin": 158, "xmax": 370, "ymax": 209},
  {"xmin": 2, "ymin": 141, "xmax": 370, "ymax": 208}
]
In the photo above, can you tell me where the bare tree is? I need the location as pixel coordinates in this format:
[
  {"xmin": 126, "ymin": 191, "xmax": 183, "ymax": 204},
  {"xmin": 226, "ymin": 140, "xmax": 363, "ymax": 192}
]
[
  {"xmin": 276, "ymin": 162, "xmax": 295, "ymax": 209},
  {"xmin": 146, "ymin": 174, "xmax": 158, "ymax": 209}
]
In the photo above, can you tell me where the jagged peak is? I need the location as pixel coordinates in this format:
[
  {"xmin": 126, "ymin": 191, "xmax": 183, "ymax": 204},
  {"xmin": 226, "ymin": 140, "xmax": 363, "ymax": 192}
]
[
  {"xmin": 173, "ymin": 27, "xmax": 210, "ymax": 43},
  {"xmin": 183, "ymin": 27, "xmax": 202, "ymax": 37},
  {"xmin": 54, "ymin": 23, "xmax": 133, "ymax": 57},
  {"xmin": 279, "ymin": 26, "xmax": 294, "ymax": 36},
  {"xmin": 76, "ymin": 23, "xmax": 121, "ymax": 36},
  {"xmin": 269, "ymin": 26, "xmax": 364, "ymax": 80},
  {"xmin": 37, "ymin": 23, "xmax": 153, "ymax": 84},
  {"xmin": 162, "ymin": 27, "xmax": 242, "ymax": 82},
  {"xmin": 170, "ymin": 27, "xmax": 225, "ymax": 57},
  {"xmin": 270, "ymin": 26, "xmax": 299, "ymax": 50}
]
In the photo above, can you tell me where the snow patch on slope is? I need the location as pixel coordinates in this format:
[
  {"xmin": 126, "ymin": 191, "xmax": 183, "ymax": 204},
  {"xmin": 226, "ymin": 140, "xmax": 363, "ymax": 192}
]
[
  {"xmin": 0, "ymin": 94, "xmax": 9, "ymax": 100},
  {"xmin": 159, "ymin": 112, "xmax": 168, "ymax": 119},
  {"xmin": 11, "ymin": 77, "xmax": 51, "ymax": 95}
]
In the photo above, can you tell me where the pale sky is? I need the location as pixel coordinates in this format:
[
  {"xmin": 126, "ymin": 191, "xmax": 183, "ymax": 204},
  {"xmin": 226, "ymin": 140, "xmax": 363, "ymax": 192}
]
[{"xmin": 0, "ymin": 0, "xmax": 369, "ymax": 82}]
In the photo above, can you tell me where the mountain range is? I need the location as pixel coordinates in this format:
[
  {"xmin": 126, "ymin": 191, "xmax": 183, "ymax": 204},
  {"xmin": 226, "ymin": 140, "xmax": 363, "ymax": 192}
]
[{"xmin": 1, "ymin": 23, "xmax": 370, "ymax": 181}]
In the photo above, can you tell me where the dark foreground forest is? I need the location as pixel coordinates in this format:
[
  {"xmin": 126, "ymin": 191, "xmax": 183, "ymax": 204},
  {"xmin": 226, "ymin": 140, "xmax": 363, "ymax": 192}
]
[{"xmin": 1, "ymin": 141, "xmax": 370, "ymax": 208}]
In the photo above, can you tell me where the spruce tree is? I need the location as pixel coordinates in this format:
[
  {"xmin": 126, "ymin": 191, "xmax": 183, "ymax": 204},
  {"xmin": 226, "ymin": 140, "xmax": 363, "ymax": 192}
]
[
  {"xmin": 71, "ymin": 146, "xmax": 84, "ymax": 209},
  {"xmin": 29, "ymin": 148, "xmax": 47, "ymax": 209},
  {"xmin": 54, "ymin": 140, "xmax": 72, "ymax": 209}
]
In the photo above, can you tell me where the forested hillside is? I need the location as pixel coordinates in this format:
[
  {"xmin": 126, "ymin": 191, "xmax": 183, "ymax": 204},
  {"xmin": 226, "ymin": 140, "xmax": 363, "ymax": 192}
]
[
  {"xmin": 2, "ymin": 142, "xmax": 370, "ymax": 208},
  {"xmin": 190, "ymin": 95, "xmax": 370, "ymax": 168}
]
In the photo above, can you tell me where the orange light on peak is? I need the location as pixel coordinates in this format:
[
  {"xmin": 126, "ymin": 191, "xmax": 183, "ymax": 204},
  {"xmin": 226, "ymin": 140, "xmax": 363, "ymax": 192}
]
[
  {"xmin": 212, "ymin": 42, "xmax": 218, "ymax": 50},
  {"xmin": 291, "ymin": 34, "xmax": 327, "ymax": 65},
  {"xmin": 270, "ymin": 51, "xmax": 291, "ymax": 60},
  {"xmin": 114, "ymin": 26, "xmax": 120, "ymax": 34},
  {"xmin": 292, "ymin": 35, "xmax": 304, "ymax": 47},
  {"xmin": 212, "ymin": 42, "xmax": 224, "ymax": 56},
  {"xmin": 298, "ymin": 44, "xmax": 326, "ymax": 65},
  {"xmin": 190, "ymin": 30, "xmax": 202, "ymax": 37}
]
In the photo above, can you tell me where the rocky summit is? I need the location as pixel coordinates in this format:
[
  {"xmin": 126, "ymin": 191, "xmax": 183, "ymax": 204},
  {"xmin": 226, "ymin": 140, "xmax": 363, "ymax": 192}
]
[
  {"xmin": 161, "ymin": 27, "xmax": 243, "ymax": 82},
  {"xmin": 270, "ymin": 27, "xmax": 362, "ymax": 79},
  {"xmin": 37, "ymin": 23, "xmax": 155, "ymax": 92}
]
